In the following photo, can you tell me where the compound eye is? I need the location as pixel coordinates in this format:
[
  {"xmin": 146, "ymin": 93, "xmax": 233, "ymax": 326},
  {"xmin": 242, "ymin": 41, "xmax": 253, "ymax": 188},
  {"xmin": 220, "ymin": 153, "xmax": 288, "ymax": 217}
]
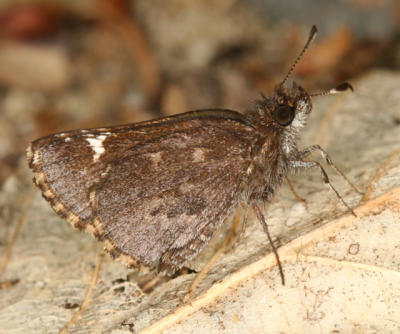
[{"xmin": 273, "ymin": 105, "xmax": 295, "ymax": 126}]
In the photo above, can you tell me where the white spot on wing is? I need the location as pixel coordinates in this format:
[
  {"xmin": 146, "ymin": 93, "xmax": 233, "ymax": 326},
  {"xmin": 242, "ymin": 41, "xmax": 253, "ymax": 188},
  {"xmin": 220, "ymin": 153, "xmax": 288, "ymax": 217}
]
[
  {"xmin": 178, "ymin": 182, "xmax": 196, "ymax": 193},
  {"xmin": 86, "ymin": 135, "xmax": 107, "ymax": 162},
  {"xmin": 146, "ymin": 152, "xmax": 162, "ymax": 168},
  {"xmin": 65, "ymin": 137, "xmax": 71, "ymax": 142},
  {"xmin": 192, "ymin": 147, "xmax": 206, "ymax": 163}
]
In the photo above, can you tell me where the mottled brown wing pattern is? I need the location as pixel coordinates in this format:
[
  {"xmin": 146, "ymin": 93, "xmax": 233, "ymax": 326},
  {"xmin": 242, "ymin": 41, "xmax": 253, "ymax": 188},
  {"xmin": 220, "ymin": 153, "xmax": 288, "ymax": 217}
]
[{"xmin": 28, "ymin": 110, "xmax": 258, "ymax": 273}]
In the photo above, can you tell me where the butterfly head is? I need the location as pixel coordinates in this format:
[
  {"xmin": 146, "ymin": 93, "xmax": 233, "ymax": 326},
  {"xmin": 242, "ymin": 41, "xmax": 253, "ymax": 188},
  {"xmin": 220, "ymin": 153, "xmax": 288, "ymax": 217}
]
[
  {"xmin": 270, "ymin": 81, "xmax": 312, "ymax": 132},
  {"xmin": 261, "ymin": 25, "xmax": 317, "ymax": 133},
  {"xmin": 257, "ymin": 26, "xmax": 353, "ymax": 135}
]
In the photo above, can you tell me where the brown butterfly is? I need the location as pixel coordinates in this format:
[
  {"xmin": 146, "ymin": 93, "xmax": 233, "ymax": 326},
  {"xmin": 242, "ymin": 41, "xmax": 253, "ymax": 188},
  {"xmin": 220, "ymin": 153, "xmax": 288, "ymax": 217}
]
[{"xmin": 27, "ymin": 26, "xmax": 360, "ymax": 284}]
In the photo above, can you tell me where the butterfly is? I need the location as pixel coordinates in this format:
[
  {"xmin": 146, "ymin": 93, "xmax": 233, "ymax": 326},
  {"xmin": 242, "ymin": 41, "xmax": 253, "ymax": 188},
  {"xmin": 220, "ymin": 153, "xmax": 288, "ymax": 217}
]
[{"xmin": 27, "ymin": 26, "xmax": 359, "ymax": 284}]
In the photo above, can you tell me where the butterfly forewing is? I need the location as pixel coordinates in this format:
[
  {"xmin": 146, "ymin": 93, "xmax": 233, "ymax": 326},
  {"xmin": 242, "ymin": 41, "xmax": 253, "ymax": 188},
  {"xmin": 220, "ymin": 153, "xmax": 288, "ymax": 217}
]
[{"xmin": 28, "ymin": 110, "xmax": 258, "ymax": 272}]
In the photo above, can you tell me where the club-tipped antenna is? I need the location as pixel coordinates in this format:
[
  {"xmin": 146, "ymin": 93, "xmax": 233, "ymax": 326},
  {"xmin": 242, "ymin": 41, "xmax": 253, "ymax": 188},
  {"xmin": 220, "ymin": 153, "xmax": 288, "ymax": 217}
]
[
  {"xmin": 280, "ymin": 25, "xmax": 318, "ymax": 87},
  {"xmin": 310, "ymin": 82, "xmax": 354, "ymax": 97}
]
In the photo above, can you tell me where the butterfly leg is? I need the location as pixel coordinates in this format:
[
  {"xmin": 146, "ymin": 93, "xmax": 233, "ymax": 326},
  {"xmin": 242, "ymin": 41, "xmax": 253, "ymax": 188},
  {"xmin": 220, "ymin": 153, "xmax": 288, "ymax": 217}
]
[
  {"xmin": 299, "ymin": 145, "xmax": 362, "ymax": 194},
  {"xmin": 252, "ymin": 202, "xmax": 285, "ymax": 285},
  {"xmin": 227, "ymin": 205, "xmax": 250, "ymax": 250},
  {"xmin": 286, "ymin": 176, "xmax": 307, "ymax": 204},
  {"xmin": 289, "ymin": 160, "xmax": 356, "ymax": 217}
]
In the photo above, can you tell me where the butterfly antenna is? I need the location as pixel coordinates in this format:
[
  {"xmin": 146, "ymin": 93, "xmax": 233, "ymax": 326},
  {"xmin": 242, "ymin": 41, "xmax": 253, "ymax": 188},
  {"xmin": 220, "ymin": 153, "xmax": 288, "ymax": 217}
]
[
  {"xmin": 280, "ymin": 25, "xmax": 318, "ymax": 87},
  {"xmin": 310, "ymin": 82, "xmax": 354, "ymax": 97}
]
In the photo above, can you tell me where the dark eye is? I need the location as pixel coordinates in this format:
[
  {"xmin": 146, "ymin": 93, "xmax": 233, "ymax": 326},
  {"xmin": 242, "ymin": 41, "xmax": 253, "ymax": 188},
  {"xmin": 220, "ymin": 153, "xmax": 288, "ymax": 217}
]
[{"xmin": 273, "ymin": 105, "xmax": 295, "ymax": 126}]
